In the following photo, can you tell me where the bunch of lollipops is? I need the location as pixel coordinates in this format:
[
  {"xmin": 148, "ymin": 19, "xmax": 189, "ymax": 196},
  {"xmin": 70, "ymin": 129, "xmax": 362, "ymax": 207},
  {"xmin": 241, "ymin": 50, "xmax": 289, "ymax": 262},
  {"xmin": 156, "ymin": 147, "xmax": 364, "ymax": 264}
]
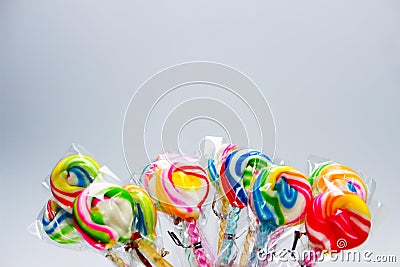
[{"xmin": 35, "ymin": 143, "xmax": 373, "ymax": 267}]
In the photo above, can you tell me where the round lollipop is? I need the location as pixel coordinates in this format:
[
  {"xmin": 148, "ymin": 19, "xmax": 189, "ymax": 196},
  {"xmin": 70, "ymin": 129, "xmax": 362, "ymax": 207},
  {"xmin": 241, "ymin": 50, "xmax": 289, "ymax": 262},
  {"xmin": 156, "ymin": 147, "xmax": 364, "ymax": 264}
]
[
  {"xmin": 50, "ymin": 154, "xmax": 101, "ymax": 212},
  {"xmin": 309, "ymin": 163, "xmax": 367, "ymax": 201},
  {"xmin": 141, "ymin": 155, "xmax": 212, "ymax": 267},
  {"xmin": 249, "ymin": 165, "xmax": 312, "ymax": 266},
  {"xmin": 207, "ymin": 143, "xmax": 239, "ymax": 252},
  {"xmin": 305, "ymin": 191, "xmax": 371, "ymax": 252},
  {"xmin": 217, "ymin": 148, "xmax": 272, "ymax": 265},
  {"xmin": 72, "ymin": 182, "xmax": 135, "ymax": 250},
  {"xmin": 42, "ymin": 199, "xmax": 82, "ymax": 244}
]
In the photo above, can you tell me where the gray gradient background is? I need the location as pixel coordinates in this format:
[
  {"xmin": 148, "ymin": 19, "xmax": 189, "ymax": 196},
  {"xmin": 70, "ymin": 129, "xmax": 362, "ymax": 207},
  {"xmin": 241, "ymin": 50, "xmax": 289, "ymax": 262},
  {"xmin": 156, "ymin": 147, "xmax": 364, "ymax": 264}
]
[{"xmin": 1, "ymin": 1, "xmax": 399, "ymax": 266}]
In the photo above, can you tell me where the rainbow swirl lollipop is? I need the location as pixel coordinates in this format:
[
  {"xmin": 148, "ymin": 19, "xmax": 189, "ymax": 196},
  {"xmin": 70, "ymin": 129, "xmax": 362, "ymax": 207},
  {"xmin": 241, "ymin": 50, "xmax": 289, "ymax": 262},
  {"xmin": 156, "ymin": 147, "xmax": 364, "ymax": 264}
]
[
  {"xmin": 141, "ymin": 155, "xmax": 212, "ymax": 267},
  {"xmin": 217, "ymin": 148, "xmax": 272, "ymax": 265},
  {"xmin": 50, "ymin": 154, "xmax": 101, "ymax": 212},
  {"xmin": 309, "ymin": 163, "xmax": 367, "ymax": 201},
  {"xmin": 122, "ymin": 184, "xmax": 157, "ymax": 242},
  {"xmin": 249, "ymin": 165, "xmax": 312, "ymax": 265},
  {"xmin": 73, "ymin": 182, "xmax": 134, "ymax": 250},
  {"xmin": 42, "ymin": 199, "xmax": 82, "ymax": 245},
  {"xmin": 305, "ymin": 191, "xmax": 371, "ymax": 252},
  {"xmin": 141, "ymin": 156, "xmax": 209, "ymax": 220}
]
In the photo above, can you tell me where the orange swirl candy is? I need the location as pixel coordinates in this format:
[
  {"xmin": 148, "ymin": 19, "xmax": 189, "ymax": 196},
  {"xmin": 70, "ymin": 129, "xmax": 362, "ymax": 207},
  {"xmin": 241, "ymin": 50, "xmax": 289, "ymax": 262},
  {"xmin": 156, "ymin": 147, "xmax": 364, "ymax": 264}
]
[{"xmin": 140, "ymin": 155, "xmax": 210, "ymax": 220}]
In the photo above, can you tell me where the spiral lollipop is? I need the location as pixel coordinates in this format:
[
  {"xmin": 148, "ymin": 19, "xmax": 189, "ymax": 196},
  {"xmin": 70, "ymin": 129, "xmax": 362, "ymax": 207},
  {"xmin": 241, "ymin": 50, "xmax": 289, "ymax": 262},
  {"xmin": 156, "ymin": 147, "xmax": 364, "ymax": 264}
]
[
  {"xmin": 217, "ymin": 149, "xmax": 272, "ymax": 266},
  {"xmin": 50, "ymin": 154, "xmax": 101, "ymax": 212},
  {"xmin": 305, "ymin": 191, "xmax": 371, "ymax": 252},
  {"xmin": 42, "ymin": 199, "xmax": 82, "ymax": 244},
  {"xmin": 207, "ymin": 143, "xmax": 239, "ymax": 252},
  {"xmin": 249, "ymin": 165, "xmax": 312, "ymax": 266},
  {"xmin": 72, "ymin": 182, "xmax": 134, "ymax": 250},
  {"xmin": 310, "ymin": 163, "xmax": 367, "ymax": 201},
  {"xmin": 141, "ymin": 155, "xmax": 212, "ymax": 267},
  {"xmin": 304, "ymin": 163, "xmax": 371, "ymax": 266}
]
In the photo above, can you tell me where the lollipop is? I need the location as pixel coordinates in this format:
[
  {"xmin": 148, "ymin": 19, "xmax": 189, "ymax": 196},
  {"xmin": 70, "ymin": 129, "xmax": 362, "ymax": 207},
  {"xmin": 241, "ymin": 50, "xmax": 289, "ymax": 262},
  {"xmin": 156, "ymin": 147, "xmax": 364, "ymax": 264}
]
[
  {"xmin": 141, "ymin": 155, "xmax": 212, "ymax": 267},
  {"xmin": 217, "ymin": 148, "xmax": 272, "ymax": 265},
  {"xmin": 72, "ymin": 182, "xmax": 134, "ymax": 250},
  {"xmin": 249, "ymin": 165, "xmax": 312, "ymax": 265},
  {"xmin": 141, "ymin": 155, "xmax": 209, "ymax": 220},
  {"xmin": 309, "ymin": 163, "xmax": 367, "ymax": 201},
  {"xmin": 207, "ymin": 143, "xmax": 239, "ymax": 252},
  {"xmin": 305, "ymin": 191, "xmax": 371, "ymax": 252},
  {"xmin": 50, "ymin": 154, "xmax": 101, "ymax": 212},
  {"xmin": 42, "ymin": 199, "xmax": 82, "ymax": 244}
]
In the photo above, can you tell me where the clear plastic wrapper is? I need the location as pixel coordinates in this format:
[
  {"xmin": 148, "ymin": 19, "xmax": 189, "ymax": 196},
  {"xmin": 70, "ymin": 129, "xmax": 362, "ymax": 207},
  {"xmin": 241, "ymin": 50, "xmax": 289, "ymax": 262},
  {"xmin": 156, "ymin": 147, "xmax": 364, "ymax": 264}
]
[
  {"xmin": 204, "ymin": 137, "xmax": 275, "ymax": 266},
  {"xmin": 140, "ymin": 153, "xmax": 215, "ymax": 267},
  {"xmin": 298, "ymin": 156, "xmax": 379, "ymax": 266},
  {"xmin": 29, "ymin": 144, "xmax": 170, "ymax": 267},
  {"xmin": 248, "ymin": 164, "xmax": 313, "ymax": 267},
  {"xmin": 30, "ymin": 144, "xmax": 120, "ymax": 251}
]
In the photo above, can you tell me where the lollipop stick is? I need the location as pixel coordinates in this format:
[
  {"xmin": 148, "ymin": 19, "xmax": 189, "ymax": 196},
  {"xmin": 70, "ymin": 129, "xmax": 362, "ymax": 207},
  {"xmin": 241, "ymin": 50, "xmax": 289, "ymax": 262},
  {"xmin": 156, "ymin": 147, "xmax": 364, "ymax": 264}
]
[
  {"xmin": 177, "ymin": 220, "xmax": 197, "ymax": 266},
  {"xmin": 133, "ymin": 238, "xmax": 173, "ymax": 267},
  {"xmin": 186, "ymin": 217, "xmax": 212, "ymax": 267},
  {"xmin": 126, "ymin": 232, "xmax": 173, "ymax": 267},
  {"xmin": 248, "ymin": 222, "xmax": 277, "ymax": 266},
  {"xmin": 217, "ymin": 198, "xmax": 230, "ymax": 253},
  {"xmin": 239, "ymin": 209, "xmax": 258, "ymax": 266},
  {"xmin": 217, "ymin": 206, "xmax": 241, "ymax": 266}
]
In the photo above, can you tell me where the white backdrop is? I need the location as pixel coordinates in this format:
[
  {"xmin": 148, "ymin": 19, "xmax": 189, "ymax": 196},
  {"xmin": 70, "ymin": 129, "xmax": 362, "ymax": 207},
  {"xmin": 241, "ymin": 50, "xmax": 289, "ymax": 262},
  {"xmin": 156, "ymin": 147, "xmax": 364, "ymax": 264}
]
[{"xmin": 1, "ymin": 1, "xmax": 399, "ymax": 266}]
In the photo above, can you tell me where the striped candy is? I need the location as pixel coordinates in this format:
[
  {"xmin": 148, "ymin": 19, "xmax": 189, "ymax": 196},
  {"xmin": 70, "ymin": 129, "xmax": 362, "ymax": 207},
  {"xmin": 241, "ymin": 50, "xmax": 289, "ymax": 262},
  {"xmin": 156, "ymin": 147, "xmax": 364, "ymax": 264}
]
[
  {"xmin": 122, "ymin": 184, "xmax": 157, "ymax": 242},
  {"xmin": 42, "ymin": 199, "xmax": 82, "ymax": 244},
  {"xmin": 207, "ymin": 144, "xmax": 239, "ymax": 189},
  {"xmin": 50, "ymin": 155, "xmax": 101, "ymax": 212},
  {"xmin": 220, "ymin": 149, "xmax": 272, "ymax": 208},
  {"xmin": 309, "ymin": 163, "xmax": 367, "ymax": 201},
  {"xmin": 72, "ymin": 182, "xmax": 134, "ymax": 250},
  {"xmin": 250, "ymin": 165, "xmax": 312, "ymax": 226},
  {"xmin": 305, "ymin": 191, "xmax": 371, "ymax": 251},
  {"xmin": 140, "ymin": 155, "xmax": 210, "ymax": 220}
]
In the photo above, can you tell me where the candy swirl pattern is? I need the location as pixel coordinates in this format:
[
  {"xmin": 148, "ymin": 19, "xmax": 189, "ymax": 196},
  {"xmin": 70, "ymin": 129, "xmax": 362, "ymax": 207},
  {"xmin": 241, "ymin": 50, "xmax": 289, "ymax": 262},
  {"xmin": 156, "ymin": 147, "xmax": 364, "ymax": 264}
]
[
  {"xmin": 141, "ymin": 156, "xmax": 210, "ymax": 220},
  {"xmin": 309, "ymin": 163, "xmax": 367, "ymax": 201},
  {"xmin": 73, "ymin": 182, "xmax": 134, "ymax": 250},
  {"xmin": 250, "ymin": 165, "xmax": 312, "ymax": 226},
  {"xmin": 50, "ymin": 155, "xmax": 101, "ymax": 212},
  {"xmin": 42, "ymin": 199, "xmax": 82, "ymax": 244},
  {"xmin": 122, "ymin": 184, "xmax": 157, "ymax": 242},
  {"xmin": 207, "ymin": 144, "xmax": 239, "ymax": 189},
  {"xmin": 305, "ymin": 191, "xmax": 371, "ymax": 251},
  {"xmin": 220, "ymin": 149, "xmax": 272, "ymax": 209}
]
